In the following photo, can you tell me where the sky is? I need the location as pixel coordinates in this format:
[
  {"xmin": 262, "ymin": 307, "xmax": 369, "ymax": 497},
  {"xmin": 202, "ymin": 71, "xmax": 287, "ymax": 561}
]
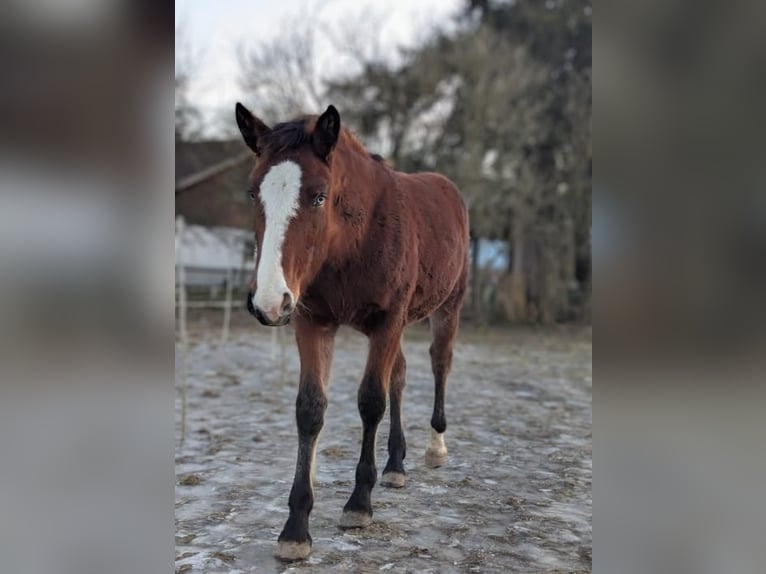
[{"xmin": 176, "ymin": 0, "xmax": 463, "ymax": 137}]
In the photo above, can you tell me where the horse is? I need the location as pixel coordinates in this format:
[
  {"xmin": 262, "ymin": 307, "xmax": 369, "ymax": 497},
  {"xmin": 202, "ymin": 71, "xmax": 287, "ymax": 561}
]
[{"xmin": 235, "ymin": 102, "xmax": 469, "ymax": 561}]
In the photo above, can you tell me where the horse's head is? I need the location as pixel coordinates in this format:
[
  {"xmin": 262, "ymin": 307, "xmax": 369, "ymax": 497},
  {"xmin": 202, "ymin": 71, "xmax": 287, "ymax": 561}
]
[{"xmin": 235, "ymin": 102, "xmax": 341, "ymax": 326}]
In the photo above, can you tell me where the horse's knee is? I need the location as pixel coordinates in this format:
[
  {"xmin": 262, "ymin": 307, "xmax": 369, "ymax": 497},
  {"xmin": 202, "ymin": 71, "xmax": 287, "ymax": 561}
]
[
  {"xmin": 430, "ymin": 341, "xmax": 453, "ymax": 368},
  {"xmin": 393, "ymin": 353, "xmax": 406, "ymax": 377},
  {"xmin": 296, "ymin": 379, "xmax": 327, "ymax": 436},
  {"xmin": 358, "ymin": 376, "xmax": 386, "ymax": 426}
]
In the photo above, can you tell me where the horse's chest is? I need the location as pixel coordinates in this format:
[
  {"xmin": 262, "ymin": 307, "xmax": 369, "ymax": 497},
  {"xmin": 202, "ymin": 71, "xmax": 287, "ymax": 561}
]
[{"xmin": 306, "ymin": 264, "xmax": 402, "ymax": 328}]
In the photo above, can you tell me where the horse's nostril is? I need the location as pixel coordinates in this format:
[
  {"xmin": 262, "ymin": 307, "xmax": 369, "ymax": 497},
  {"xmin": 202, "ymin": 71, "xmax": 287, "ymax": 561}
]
[
  {"xmin": 246, "ymin": 291, "xmax": 257, "ymax": 317},
  {"xmin": 254, "ymin": 307, "xmax": 268, "ymax": 325},
  {"xmin": 281, "ymin": 292, "xmax": 293, "ymax": 314}
]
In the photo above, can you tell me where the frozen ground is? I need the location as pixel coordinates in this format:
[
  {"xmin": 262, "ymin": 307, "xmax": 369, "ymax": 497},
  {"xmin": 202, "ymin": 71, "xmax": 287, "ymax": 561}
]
[{"xmin": 175, "ymin": 318, "xmax": 592, "ymax": 573}]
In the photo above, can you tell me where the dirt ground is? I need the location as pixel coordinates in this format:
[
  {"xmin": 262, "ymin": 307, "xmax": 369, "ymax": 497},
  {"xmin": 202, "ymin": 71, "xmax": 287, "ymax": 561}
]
[{"xmin": 175, "ymin": 316, "xmax": 592, "ymax": 573}]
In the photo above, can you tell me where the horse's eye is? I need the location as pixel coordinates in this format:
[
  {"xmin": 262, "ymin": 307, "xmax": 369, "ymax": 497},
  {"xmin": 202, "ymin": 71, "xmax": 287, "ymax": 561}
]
[
  {"xmin": 313, "ymin": 194, "xmax": 326, "ymax": 207},
  {"xmin": 248, "ymin": 190, "xmax": 256, "ymax": 201}
]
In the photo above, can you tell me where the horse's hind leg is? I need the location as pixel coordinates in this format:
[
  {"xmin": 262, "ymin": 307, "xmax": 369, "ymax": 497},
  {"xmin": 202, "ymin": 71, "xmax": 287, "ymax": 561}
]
[
  {"xmin": 381, "ymin": 348, "xmax": 407, "ymax": 488},
  {"xmin": 426, "ymin": 297, "xmax": 461, "ymax": 468}
]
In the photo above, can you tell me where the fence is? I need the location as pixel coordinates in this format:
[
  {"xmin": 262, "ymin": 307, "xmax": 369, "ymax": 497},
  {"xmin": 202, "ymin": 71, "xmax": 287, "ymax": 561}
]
[
  {"xmin": 175, "ymin": 217, "xmax": 291, "ymax": 445},
  {"xmin": 176, "ymin": 217, "xmax": 250, "ymax": 445}
]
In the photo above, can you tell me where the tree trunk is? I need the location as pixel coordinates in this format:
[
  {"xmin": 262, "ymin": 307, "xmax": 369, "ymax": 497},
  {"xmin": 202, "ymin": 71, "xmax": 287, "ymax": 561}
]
[
  {"xmin": 471, "ymin": 238, "xmax": 480, "ymax": 317},
  {"xmin": 510, "ymin": 215, "xmax": 527, "ymax": 322}
]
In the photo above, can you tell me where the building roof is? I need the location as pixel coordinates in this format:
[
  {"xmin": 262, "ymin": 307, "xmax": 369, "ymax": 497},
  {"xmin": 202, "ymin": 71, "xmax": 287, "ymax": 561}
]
[
  {"xmin": 175, "ymin": 139, "xmax": 255, "ymax": 230},
  {"xmin": 176, "ymin": 140, "xmax": 251, "ymax": 190}
]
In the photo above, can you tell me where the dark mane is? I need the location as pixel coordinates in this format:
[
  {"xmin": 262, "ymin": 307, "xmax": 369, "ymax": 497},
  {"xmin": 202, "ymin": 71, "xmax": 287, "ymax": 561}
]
[{"xmin": 262, "ymin": 119, "xmax": 311, "ymax": 155}]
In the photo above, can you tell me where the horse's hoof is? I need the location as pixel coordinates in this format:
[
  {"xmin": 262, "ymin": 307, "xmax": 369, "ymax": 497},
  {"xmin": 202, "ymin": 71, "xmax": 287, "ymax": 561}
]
[
  {"xmin": 275, "ymin": 540, "xmax": 311, "ymax": 561},
  {"xmin": 425, "ymin": 448, "xmax": 448, "ymax": 468},
  {"xmin": 339, "ymin": 510, "xmax": 373, "ymax": 529},
  {"xmin": 380, "ymin": 471, "xmax": 406, "ymax": 488}
]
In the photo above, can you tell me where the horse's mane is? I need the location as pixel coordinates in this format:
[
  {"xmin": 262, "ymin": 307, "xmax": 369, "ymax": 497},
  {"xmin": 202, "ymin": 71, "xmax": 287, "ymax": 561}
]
[
  {"xmin": 262, "ymin": 115, "xmax": 376, "ymax": 160},
  {"xmin": 261, "ymin": 119, "xmax": 312, "ymax": 156},
  {"xmin": 336, "ymin": 127, "xmax": 370, "ymax": 157}
]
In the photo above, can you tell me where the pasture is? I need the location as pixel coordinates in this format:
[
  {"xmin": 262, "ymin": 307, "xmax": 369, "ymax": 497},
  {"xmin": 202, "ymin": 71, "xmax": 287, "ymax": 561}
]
[{"xmin": 175, "ymin": 317, "xmax": 591, "ymax": 572}]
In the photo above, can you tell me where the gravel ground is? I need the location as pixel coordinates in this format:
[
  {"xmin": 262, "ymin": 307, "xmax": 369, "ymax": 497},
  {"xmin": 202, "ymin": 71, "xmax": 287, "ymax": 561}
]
[{"xmin": 175, "ymin": 319, "xmax": 592, "ymax": 573}]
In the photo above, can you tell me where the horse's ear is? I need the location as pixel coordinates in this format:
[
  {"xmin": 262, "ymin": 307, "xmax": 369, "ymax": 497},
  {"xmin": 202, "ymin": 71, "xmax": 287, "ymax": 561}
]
[
  {"xmin": 235, "ymin": 102, "xmax": 270, "ymax": 155},
  {"xmin": 312, "ymin": 105, "xmax": 341, "ymax": 161}
]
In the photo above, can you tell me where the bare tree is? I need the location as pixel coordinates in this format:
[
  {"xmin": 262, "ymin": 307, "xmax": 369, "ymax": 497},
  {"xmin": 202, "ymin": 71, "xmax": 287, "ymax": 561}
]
[
  {"xmin": 237, "ymin": 15, "xmax": 323, "ymax": 122},
  {"xmin": 175, "ymin": 21, "xmax": 202, "ymax": 141},
  {"xmin": 232, "ymin": 0, "xmax": 591, "ymax": 324}
]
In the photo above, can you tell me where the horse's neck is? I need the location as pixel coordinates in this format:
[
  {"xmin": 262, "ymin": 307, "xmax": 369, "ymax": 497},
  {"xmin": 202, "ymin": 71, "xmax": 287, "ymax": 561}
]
[{"xmin": 328, "ymin": 145, "xmax": 386, "ymax": 263}]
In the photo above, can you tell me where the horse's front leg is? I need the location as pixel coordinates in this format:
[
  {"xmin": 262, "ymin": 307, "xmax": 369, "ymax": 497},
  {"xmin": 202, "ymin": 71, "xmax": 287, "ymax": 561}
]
[
  {"xmin": 276, "ymin": 318, "xmax": 337, "ymax": 561},
  {"xmin": 340, "ymin": 324, "xmax": 403, "ymax": 528}
]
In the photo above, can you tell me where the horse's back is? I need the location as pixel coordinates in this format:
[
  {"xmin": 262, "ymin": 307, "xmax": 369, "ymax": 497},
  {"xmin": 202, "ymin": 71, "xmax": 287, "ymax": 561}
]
[
  {"xmin": 397, "ymin": 171, "xmax": 467, "ymax": 237},
  {"xmin": 395, "ymin": 171, "xmax": 469, "ymax": 321}
]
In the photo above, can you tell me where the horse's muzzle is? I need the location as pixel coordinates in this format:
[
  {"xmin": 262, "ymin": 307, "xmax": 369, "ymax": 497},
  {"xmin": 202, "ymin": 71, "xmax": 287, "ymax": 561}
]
[{"xmin": 246, "ymin": 291, "xmax": 294, "ymax": 326}]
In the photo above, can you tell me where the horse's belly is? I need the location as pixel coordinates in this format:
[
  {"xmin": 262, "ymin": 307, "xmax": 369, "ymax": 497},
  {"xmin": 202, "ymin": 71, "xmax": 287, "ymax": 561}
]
[{"xmin": 406, "ymin": 255, "xmax": 464, "ymax": 322}]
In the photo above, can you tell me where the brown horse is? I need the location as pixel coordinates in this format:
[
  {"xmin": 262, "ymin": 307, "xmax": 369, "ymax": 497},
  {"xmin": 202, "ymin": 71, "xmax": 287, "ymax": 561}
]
[{"xmin": 235, "ymin": 102, "xmax": 469, "ymax": 561}]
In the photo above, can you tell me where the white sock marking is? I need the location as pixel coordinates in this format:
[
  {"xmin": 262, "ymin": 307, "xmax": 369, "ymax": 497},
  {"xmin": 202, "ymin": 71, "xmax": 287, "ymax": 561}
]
[{"xmin": 428, "ymin": 428, "xmax": 447, "ymax": 453}]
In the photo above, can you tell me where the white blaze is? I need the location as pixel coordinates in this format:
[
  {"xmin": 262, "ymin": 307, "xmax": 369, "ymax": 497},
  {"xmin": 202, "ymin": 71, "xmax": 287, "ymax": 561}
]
[{"xmin": 252, "ymin": 161, "xmax": 302, "ymax": 317}]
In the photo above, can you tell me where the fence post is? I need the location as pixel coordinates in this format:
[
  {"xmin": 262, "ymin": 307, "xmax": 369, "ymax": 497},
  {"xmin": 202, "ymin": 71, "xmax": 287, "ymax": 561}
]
[
  {"xmin": 176, "ymin": 216, "xmax": 188, "ymax": 446},
  {"xmin": 220, "ymin": 265, "xmax": 233, "ymax": 345},
  {"xmin": 279, "ymin": 326, "xmax": 287, "ymax": 385}
]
